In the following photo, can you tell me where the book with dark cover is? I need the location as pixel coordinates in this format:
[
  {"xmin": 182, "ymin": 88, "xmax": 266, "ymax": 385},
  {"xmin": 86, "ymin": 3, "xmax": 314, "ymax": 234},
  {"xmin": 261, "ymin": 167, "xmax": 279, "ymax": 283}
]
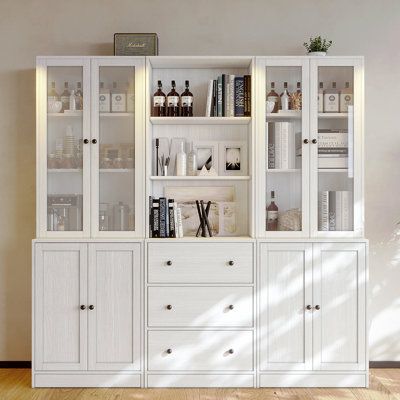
[
  {"xmin": 234, "ymin": 76, "xmax": 244, "ymax": 116},
  {"xmin": 221, "ymin": 74, "xmax": 227, "ymax": 117},
  {"xmin": 244, "ymin": 75, "xmax": 251, "ymax": 116},
  {"xmin": 152, "ymin": 198, "xmax": 160, "ymax": 238},
  {"xmin": 149, "ymin": 196, "xmax": 154, "ymax": 237},
  {"xmin": 168, "ymin": 199, "xmax": 176, "ymax": 238},
  {"xmin": 159, "ymin": 197, "xmax": 167, "ymax": 238},
  {"xmin": 217, "ymin": 76, "xmax": 223, "ymax": 117},
  {"xmin": 212, "ymin": 79, "xmax": 217, "ymax": 117}
]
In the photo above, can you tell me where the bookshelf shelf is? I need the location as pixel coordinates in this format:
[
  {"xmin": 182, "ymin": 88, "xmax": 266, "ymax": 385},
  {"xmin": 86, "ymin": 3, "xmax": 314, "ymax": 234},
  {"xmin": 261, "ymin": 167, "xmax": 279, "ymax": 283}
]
[
  {"xmin": 267, "ymin": 112, "xmax": 301, "ymax": 120},
  {"xmin": 150, "ymin": 117, "xmax": 251, "ymax": 125},
  {"xmin": 267, "ymin": 169, "xmax": 301, "ymax": 173},
  {"xmin": 318, "ymin": 113, "xmax": 348, "ymax": 119},
  {"xmin": 48, "ymin": 168, "xmax": 82, "ymax": 173},
  {"xmin": 150, "ymin": 175, "xmax": 251, "ymax": 181}
]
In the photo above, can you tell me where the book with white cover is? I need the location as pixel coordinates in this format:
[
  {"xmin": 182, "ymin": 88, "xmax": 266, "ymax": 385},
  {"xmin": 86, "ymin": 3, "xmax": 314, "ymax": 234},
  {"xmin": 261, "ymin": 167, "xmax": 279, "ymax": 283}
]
[
  {"xmin": 280, "ymin": 122, "xmax": 289, "ymax": 169},
  {"xmin": 341, "ymin": 191, "xmax": 352, "ymax": 231},
  {"xmin": 318, "ymin": 191, "xmax": 329, "ymax": 231},
  {"xmin": 274, "ymin": 123, "xmax": 281, "ymax": 169},
  {"xmin": 205, "ymin": 80, "xmax": 214, "ymax": 116}
]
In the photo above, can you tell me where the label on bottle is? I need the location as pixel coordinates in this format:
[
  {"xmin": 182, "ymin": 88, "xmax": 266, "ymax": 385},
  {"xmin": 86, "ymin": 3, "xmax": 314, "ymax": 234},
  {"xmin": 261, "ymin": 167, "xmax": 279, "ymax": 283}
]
[
  {"xmin": 153, "ymin": 95, "xmax": 165, "ymax": 107},
  {"xmin": 267, "ymin": 210, "xmax": 278, "ymax": 221},
  {"xmin": 324, "ymin": 93, "xmax": 339, "ymax": 112},
  {"xmin": 99, "ymin": 93, "xmax": 110, "ymax": 112},
  {"xmin": 181, "ymin": 95, "xmax": 193, "ymax": 107},
  {"xmin": 111, "ymin": 93, "xmax": 126, "ymax": 112},
  {"xmin": 340, "ymin": 93, "xmax": 353, "ymax": 112},
  {"xmin": 167, "ymin": 95, "xmax": 179, "ymax": 107}
]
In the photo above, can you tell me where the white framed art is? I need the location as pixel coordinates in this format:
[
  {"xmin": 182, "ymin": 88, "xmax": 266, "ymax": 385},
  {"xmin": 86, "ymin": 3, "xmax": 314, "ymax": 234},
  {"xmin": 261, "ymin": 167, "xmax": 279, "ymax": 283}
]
[
  {"xmin": 193, "ymin": 141, "xmax": 219, "ymax": 174},
  {"xmin": 218, "ymin": 141, "xmax": 248, "ymax": 175}
]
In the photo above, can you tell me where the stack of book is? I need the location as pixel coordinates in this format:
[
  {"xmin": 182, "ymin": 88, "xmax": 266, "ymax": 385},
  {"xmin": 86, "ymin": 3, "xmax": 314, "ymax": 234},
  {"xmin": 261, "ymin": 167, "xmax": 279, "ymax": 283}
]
[
  {"xmin": 149, "ymin": 196, "xmax": 183, "ymax": 238},
  {"xmin": 268, "ymin": 122, "xmax": 296, "ymax": 169},
  {"xmin": 318, "ymin": 129, "xmax": 348, "ymax": 169},
  {"xmin": 318, "ymin": 190, "xmax": 353, "ymax": 231},
  {"xmin": 205, "ymin": 74, "xmax": 251, "ymax": 117}
]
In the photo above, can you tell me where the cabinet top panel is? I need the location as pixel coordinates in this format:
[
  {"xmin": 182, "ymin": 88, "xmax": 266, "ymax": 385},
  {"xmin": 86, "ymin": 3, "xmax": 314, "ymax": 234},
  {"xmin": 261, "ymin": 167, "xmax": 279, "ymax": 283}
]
[{"xmin": 147, "ymin": 56, "xmax": 254, "ymax": 69}]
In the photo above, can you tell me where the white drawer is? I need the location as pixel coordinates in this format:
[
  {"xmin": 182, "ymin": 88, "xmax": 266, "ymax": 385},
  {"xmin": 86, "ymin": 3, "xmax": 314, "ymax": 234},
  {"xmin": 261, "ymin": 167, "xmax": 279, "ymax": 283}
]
[
  {"xmin": 147, "ymin": 330, "xmax": 253, "ymax": 371},
  {"xmin": 147, "ymin": 242, "xmax": 254, "ymax": 283},
  {"xmin": 148, "ymin": 286, "xmax": 253, "ymax": 327}
]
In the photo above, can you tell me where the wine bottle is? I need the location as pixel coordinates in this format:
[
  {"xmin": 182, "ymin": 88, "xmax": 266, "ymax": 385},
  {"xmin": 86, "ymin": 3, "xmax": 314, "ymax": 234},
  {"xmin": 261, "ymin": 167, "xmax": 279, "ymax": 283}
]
[
  {"xmin": 69, "ymin": 90, "xmax": 76, "ymax": 111},
  {"xmin": 180, "ymin": 80, "xmax": 193, "ymax": 116},
  {"xmin": 167, "ymin": 80, "xmax": 180, "ymax": 117},
  {"xmin": 187, "ymin": 142, "xmax": 197, "ymax": 176},
  {"xmin": 266, "ymin": 191, "xmax": 278, "ymax": 231},
  {"xmin": 75, "ymin": 82, "xmax": 83, "ymax": 110},
  {"xmin": 48, "ymin": 81, "xmax": 59, "ymax": 102},
  {"xmin": 60, "ymin": 82, "xmax": 70, "ymax": 112},
  {"xmin": 176, "ymin": 142, "xmax": 187, "ymax": 176},
  {"xmin": 280, "ymin": 82, "xmax": 290, "ymax": 111},
  {"xmin": 153, "ymin": 80, "xmax": 166, "ymax": 116},
  {"xmin": 267, "ymin": 82, "xmax": 280, "ymax": 113}
]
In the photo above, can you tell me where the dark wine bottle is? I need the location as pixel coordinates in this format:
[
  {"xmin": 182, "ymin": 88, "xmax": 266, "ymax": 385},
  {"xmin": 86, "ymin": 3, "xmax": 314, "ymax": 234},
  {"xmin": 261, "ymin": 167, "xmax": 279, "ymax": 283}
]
[
  {"xmin": 180, "ymin": 80, "xmax": 193, "ymax": 117},
  {"xmin": 167, "ymin": 80, "xmax": 180, "ymax": 117},
  {"xmin": 266, "ymin": 190, "xmax": 278, "ymax": 231},
  {"xmin": 153, "ymin": 80, "xmax": 166, "ymax": 116}
]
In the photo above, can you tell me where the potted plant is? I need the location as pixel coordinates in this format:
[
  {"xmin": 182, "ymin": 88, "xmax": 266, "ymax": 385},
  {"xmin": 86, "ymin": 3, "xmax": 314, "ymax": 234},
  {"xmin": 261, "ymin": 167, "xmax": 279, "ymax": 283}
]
[{"xmin": 303, "ymin": 36, "xmax": 332, "ymax": 56}]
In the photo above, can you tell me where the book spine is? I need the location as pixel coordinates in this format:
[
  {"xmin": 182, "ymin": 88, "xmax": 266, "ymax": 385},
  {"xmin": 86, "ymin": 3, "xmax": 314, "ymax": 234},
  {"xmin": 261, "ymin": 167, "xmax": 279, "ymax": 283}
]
[
  {"xmin": 341, "ymin": 191, "xmax": 351, "ymax": 231},
  {"xmin": 221, "ymin": 74, "xmax": 226, "ymax": 117},
  {"xmin": 159, "ymin": 197, "xmax": 167, "ymax": 238},
  {"xmin": 268, "ymin": 124, "xmax": 275, "ymax": 169},
  {"xmin": 280, "ymin": 122, "xmax": 289, "ymax": 169},
  {"xmin": 229, "ymin": 75, "xmax": 235, "ymax": 117},
  {"xmin": 205, "ymin": 79, "xmax": 213, "ymax": 117},
  {"xmin": 328, "ymin": 191, "xmax": 336, "ymax": 231},
  {"xmin": 173, "ymin": 202, "xmax": 179, "ymax": 237},
  {"xmin": 318, "ymin": 191, "xmax": 329, "ymax": 231},
  {"xmin": 234, "ymin": 76, "xmax": 244, "ymax": 117},
  {"xmin": 176, "ymin": 207, "xmax": 184, "ymax": 238},
  {"xmin": 149, "ymin": 196, "xmax": 154, "ymax": 237},
  {"xmin": 152, "ymin": 199, "xmax": 160, "ymax": 238},
  {"xmin": 274, "ymin": 122, "xmax": 281, "ymax": 169},
  {"xmin": 217, "ymin": 76, "xmax": 222, "ymax": 117},
  {"xmin": 244, "ymin": 75, "xmax": 251, "ymax": 116},
  {"xmin": 212, "ymin": 80, "xmax": 217, "ymax": 117},
  {"xmin": 168, "ymin": 199, "xmax": 176, "ymax": 238},
  {"xmin": 335, "ymin": 191, "xmax": 343, "ymax": 231}
]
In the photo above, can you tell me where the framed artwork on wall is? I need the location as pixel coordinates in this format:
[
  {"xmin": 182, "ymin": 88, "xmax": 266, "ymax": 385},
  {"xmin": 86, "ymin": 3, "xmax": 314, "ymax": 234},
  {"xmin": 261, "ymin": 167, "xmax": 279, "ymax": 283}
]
[{"xmin": 218, "ymin": 141, "xmax": 248, "ymax": 175}]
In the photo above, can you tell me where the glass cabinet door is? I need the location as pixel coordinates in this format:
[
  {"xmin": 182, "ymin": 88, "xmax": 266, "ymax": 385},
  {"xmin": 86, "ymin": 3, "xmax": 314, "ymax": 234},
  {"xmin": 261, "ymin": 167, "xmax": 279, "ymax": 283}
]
[
  {"xmin": 39, "ymin": 58, "xmax": 90, "ymax": 237},
  {"xmin": 91, "ymin": 58, "xmax": 145, "ymax": 237},
  {"xmin": 310, "ymin": 59, "xmax": 363, "ymax": 237},
  {"xmin": 257, "ymin": 59, "xmax": 310, "ymax": 237}
]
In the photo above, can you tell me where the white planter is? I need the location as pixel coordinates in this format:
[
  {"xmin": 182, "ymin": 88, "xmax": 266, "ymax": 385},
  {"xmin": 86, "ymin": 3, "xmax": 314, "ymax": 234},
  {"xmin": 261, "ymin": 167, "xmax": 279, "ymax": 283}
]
[{"xmin": 308, "ymin": 51, "xmax": 327, "ymax": 56}]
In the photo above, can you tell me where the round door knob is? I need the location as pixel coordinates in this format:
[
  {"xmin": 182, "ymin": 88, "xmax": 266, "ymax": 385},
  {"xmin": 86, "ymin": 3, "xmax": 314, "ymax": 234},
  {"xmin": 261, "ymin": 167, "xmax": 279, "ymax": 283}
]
[
  {"xmin": 166, "ymin": 260, "xmax": 172, "ymax": 266},
  {"xmin": 166, "ymin": 348, "xmax": 172, "ymax": 354},
  {"xmin": 315, "ymin": 304, "xmax": 321, "ymax": 310},
  {"xmin": 303, "ymin": 138, "xmax": 309, "ymax": 144},
  {"xmin": 89, "ymin": 305, "xmax": 95, "ymax": 310},
  {"xmin": 228, "ymin": 349, "xmax": 234, "ymax": 354},
  {"xmin": 306, "ymin": 305, "xmax": 312, "ymax": 310},
  {"xmin": 92, "ymin": 139, "xmax": 97, "ymax": 144},
  {"xmin": 228, "ymin": 260, "xmax": 234, "ymax": 266},
  {"xmin": 312, "ymin": 138, "xmax": 317, "ymax": 144},
  {"xmin": 228, "ymin": 305, "xmax": 234, "ymax": 310},
  {"xmin": 83, "ymin": 139, "xmax": 89, "ymax": 144},
  {"xmin": 80, "ymin": 305, "xmax": 86, "ymax": 310},
  {"xmin": 166, "ymin": 304, "xmax": 173, "ymax": 310}
]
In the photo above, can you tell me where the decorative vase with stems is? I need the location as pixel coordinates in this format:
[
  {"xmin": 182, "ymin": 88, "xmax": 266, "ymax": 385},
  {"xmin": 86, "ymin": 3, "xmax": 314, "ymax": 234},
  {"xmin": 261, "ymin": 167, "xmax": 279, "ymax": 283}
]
[{"xmin": 303, "ymin": 36, "xmax": 333, "ymax": 56}]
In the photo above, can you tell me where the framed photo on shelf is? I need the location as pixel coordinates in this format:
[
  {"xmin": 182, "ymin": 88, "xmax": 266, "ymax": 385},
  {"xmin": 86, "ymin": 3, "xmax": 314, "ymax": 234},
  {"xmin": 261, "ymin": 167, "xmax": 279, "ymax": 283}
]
[
  {"xmin": 218, "ymin": 141, "xmax": 248, "ymax": 175},
  {"xmin": 193, "ymin": 141, "xmax": 219, "ymax": 174}
]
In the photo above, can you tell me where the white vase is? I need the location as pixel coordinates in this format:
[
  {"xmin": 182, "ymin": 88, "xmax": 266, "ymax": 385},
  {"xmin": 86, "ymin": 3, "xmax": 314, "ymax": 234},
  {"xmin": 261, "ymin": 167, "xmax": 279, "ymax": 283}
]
[{"xmin": 308, "ymin": 51, "xmax": 327, "ymax": 56}]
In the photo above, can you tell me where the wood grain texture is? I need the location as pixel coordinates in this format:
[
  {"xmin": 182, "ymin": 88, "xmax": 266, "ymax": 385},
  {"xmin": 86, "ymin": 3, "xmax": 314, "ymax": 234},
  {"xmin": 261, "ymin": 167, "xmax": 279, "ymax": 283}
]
[{"xmin": 1, "ymin": 369, "xmax": 399, "ymax": 399}]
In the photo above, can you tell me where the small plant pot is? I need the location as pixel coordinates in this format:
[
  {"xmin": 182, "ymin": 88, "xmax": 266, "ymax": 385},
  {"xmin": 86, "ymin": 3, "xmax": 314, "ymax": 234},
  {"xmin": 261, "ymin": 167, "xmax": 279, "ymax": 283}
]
[{"xmin": 308, "ymin": 51, "xmax": 327, "ymax": 56}]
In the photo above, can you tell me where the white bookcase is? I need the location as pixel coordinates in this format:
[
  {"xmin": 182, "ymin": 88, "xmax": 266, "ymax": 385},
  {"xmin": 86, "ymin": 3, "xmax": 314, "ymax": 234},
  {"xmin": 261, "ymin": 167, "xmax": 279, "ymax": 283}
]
[{"xmin": 33, "ymin": 55, "xmax": 367, "ymax": 388}]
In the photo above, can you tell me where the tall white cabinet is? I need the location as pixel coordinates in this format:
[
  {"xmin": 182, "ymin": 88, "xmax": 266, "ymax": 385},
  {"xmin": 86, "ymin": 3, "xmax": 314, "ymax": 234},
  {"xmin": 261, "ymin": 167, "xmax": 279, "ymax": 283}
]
[{"xmin": 33, "ymin": 55, "xmax": 367, "ymax": 388}]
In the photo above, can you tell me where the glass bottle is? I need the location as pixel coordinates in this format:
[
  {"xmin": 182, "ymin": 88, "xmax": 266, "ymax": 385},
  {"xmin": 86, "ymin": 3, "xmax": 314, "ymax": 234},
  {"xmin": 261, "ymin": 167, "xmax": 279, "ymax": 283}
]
[
  {"xmin": 266, "ymin": 82, "xmax": 280, "ymax": 113},
  {"xmin": 69, "ymin": 90, "xmax": 76, "ymax": 111},
  {"xmin": 318, "ymin": 82, "xmax": 324, "ymax": 113},
  {"xmin": 153, "ymin": 80, "xmax": 166, "ymax": 116},
  {"xmin": 187, "ymin": 142, "xmax": 197, "ymax": 176},
  {"xmin": 176, "ymin": 141, "xmax": 187, "ymax": 176},
  {"xmin": 324, "ymin": 81, "xmax": 339, "ymax": 113},
  {"xmin": 60, "ymin": 82, "xmax": 70, "ymax": 112},
  {"xmin": 167, "ymin": 80, "xmax": 180, "ymax": 117},
  {"xmin": 180, "ymin": 80, "xmax": 193, "ymax": 116},
  {"xmin": 75, "ymin": 82, "xmax": 83, "ymax": 110},
  {"xmin": 266, "ymin": 190, "xmax": 278, "ymax": 231},
  {"xmin": 99, "ymin": 82, "xmax": 110, "ymax": 112},
  {"xmin": 48, "ymin": 81, "xmax": 59, "ymax": 102},
  {"xmin": 340, "ymin": 81, "xmax": 353, "ymax": 113},
  {"xmin": 280, "ymin": 82, "xmax": 290, "ymax": 111}
]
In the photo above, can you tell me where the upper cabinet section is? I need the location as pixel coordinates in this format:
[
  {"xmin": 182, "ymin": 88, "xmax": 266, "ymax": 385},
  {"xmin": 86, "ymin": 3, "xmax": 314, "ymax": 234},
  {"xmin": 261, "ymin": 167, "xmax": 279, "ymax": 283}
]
[{"xmin": 36, "ymin": 57, "xmax": 145, "ymax": 238}]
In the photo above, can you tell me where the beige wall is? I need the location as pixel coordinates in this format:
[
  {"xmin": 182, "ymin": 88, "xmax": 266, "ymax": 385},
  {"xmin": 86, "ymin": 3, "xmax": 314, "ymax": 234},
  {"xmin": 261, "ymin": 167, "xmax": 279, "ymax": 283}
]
[{"xmin": 0, "ymin": 0, "xmax": 399, "ymax": 361}]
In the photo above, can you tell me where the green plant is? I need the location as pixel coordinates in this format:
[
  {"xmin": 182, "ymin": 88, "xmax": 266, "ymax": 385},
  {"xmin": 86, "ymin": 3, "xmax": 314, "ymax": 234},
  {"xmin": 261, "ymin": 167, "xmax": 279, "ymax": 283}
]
[{"xmin": 303, "ymin": 36, "xmax": 332, "ymax": 53}]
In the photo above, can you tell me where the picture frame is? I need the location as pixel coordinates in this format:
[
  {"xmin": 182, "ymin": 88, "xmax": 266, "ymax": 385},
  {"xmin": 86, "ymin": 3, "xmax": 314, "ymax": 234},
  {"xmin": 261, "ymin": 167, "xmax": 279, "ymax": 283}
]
[
  {"xmin": 218, "ymin": 141, "xmax": 248, "ymax": 175},
  {"xmin": 193, "ymin": 141, "xmax": 219, "ymax": 174}
]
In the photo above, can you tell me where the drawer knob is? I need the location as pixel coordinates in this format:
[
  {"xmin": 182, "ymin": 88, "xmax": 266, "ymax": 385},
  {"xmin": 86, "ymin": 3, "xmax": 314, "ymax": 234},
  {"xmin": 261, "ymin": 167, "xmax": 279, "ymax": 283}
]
[
  {"xmin": 228, "ymin": 305, "xmax": 234, "ymax": 310},
  {"xmin": 303, "ymin": 138, "xmax": 309, "ymax": 144},
  {"xmin": 228, "ymin": 349, "xmax": 234, "ymax": 354},
  {"xmin": 166, "ymin": 304, "xmax": 173, "ymax": 310},
  {"xmin": 83, "ymin": 138, "xmax": 89, "ymax": 144},
  {"xmin": 89, "ymin": 305, "xmax": 95, "ymax": 310},
  {"xmin": 80, "ymin": 305, "xmax": 86, "ymax": 310},
  {"xmin": 315, "ymin": 304, "xmax": 321, "ymax": 310},
  {"xmin": 306, "ymin": 305, "xmax": 312, "ymax": 310},
  {"xmin": 92, "ymin": 138, "xmax": 97, "ymax": 144},
  {"xmin": 228, "ymin": 260, "xmax": 234, "ymax": 266},
  {"xmin": 166, "ymin": 260, "xmax": 173, "ymax": 266},
  {"xmin": 312, "ymin": 138, "xmax": 317, "ymax": 144},
  {"xmin": 166, "ymin": 348, "xmax": 172, "ymax": 354}
]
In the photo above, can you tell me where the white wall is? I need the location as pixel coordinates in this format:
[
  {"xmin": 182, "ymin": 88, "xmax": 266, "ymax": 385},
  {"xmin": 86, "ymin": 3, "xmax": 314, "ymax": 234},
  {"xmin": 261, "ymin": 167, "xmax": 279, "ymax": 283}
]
[{"xmin": 0, "ymin": 0, "xmax": 399, "ymax": 361}]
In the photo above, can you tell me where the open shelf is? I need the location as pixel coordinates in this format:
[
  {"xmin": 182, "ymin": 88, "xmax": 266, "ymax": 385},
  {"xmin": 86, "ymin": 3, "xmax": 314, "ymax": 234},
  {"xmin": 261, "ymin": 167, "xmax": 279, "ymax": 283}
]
[
  {"xmin": 150, "ymin": 117, "xmax": 251, "ymax": 125},
  {"xmin": 267, "ymin": 112, "xmax": 301, "ymax": 120},
  {"xmin": 150, "ymin": 175, "xmax": 251, "ymax": 181},
  {"xmin": 318, "ymin": 113, "xmax": 348, "ymax": 119}
]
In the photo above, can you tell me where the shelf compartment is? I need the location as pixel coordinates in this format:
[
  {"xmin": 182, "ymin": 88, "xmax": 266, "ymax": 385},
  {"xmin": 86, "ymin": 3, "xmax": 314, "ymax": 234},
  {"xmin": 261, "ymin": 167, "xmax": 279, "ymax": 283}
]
[
  {"xmin": 150, "ymin": 175, "xmax": 251, "ymax": 181},
  {"xmin": 318, "ymin": 113, "xmax": 348, "ymax": 119},
  {"xmin": 266, "ymin": 112, "xmax": 301, "ymax": 120},
  {"xmin": 150, "ymin": 117, "xmax": 251, "ymax": 125}
]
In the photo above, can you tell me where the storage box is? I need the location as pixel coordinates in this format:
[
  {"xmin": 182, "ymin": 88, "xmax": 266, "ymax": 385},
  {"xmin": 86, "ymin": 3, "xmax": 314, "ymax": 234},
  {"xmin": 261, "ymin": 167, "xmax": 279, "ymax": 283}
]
[{"xmin": 114, "ymin": 33, "xmax": 158, "ymax": 56}]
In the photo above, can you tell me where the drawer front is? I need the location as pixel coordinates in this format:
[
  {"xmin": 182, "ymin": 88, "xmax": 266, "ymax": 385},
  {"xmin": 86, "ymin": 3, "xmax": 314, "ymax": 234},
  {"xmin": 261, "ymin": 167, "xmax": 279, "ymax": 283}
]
[
  {"xmin": 147, "ymin": 242, "xmax": 254, "ymax": 283},
  {"xmin": 147, "ymin": 330, "xmax": 253, "ymax": 371},
  {"xmin": 148, "ymin": 286, "xmax": 254, "ymax": 327}
]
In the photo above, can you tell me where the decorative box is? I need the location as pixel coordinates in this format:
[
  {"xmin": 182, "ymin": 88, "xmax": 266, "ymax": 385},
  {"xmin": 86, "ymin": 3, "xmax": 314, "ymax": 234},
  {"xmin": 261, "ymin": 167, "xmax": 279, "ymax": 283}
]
[{"xmin": 114, "ymin": 33, "xmax": 158, "ymax": 56}]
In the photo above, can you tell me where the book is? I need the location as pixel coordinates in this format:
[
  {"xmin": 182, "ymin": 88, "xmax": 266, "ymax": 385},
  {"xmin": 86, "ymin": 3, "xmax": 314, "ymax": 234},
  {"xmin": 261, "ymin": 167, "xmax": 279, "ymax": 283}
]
[
  {"xmin": 212, "ymin": 80, "xmax": 217, "ymax": 117},
  {"xmin": 149, "ymin": 196, "xmax": 154, "ymax": 237},
  {"xmin": 234, "ymin": 76, "xmax": 244, "ymax": 116},
  {"xmin": 274, "ymin": 123, "xmax": 281, "ymax": 169},
  {"xmin": 328, "ymin": 191, "xmax": 336, "ymax": 230},
  {"xmin": 229, "ymin": 75, "xmax": 235, "ymax": 117},
  {"xmin": 205, "ymin": 79, "xmax": 214, "ymax": 117},
  {"xmin": 221, "ymin": 74, "xmax": 226, "ymax": 117},
  {"xmin": 168, "ymin": 199, "xmax": 176, "ymax": 238},
  {"xmin": 318, "ymin": 191, "xmax": 329, "ymax": 231},
  {"xmin": 268, "ymin": 125, "xmax": 275, "ymax": 169},
  {"xmin": 318, "ymin": 157, "xmax": 348, "ymax": 168},
  {"xmin": 152, "ymin": 198, "xmax": 160, "ymax": 238},
  {"xmin": 244, "ymin": 75, "xmax": 251, "ymax": 116},
  {"xmin": 280, "ymin": 122, "xmax": 289, "ymax": 169},
  {"xmin": 217, "ymin": 76, "xmax": 223, "ymax": 117},
  {"xmin": 159, "ymin": 197, "xmax": 167, "ymax": 238},
  {"xmin": 175, "ymin": 207, "xmax": 184, "ymax": 238}
]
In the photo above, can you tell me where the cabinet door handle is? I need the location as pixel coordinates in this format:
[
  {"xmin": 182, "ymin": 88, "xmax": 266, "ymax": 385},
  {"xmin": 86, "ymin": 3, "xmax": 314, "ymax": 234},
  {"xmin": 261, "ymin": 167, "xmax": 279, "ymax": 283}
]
[
  {"xmin": 80, "ymin": 305, "xmax": 86, "ymax": 310},
  {"xmin": 303, "ymin": 139, "xmax": 309, "ymax": 144},
  {"xmin": 315, "ymin": 304, "xmax": 321, "ymax": 310},
  {"xmin": 166, "ymin": 304, "xmax": 173, "ymax": 310},
  {"xmin": 228, "ymin": 260, "xmax": 235, "ymax": 266},
  {"xmin": 92, "ymin": 139, "xmax": 97, "ymax": 144},
  {"xmin": 88, "ymin": 305, "xmax": 95, "ymax": 310},
  {"xmin": 166, "ymin": 348, "xmax": 172, "ymax": 354},
  {"xmin": 228, "ymin": 305, "xmax": 234, "ymax": 310},
  {"xmin": 166, "ymin": 260, "xmax": 172, "ymax": 266},
  {"xmin": 83, "ymin": 139, "xmax": 89, "ymax": 144},
  {"xmin": 312, "ymin": 138, "xmax": 317, "ymax": 144},
  {"xmin": 306, "ymin": 305, "xmax": 312, "ymax": 310},
  {"xmin": 228, "ymin": 349, "xmax": 234, "ymax": 354}
]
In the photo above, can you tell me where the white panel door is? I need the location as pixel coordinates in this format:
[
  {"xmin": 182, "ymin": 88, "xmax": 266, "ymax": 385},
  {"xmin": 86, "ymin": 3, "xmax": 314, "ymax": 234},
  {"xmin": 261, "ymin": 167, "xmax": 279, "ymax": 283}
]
[
  {"xmin": 88, "ymin": 243, "xmax": 141, "ymax": 371},
  {"xmin": 34, "ymin": 243, "xmax": 87, "ymax": 370},
  {"xmin": 259, "ymin": 242, "xmax": 313, "ymax": 371},
  {"xmin": 312, "ymin": 242, "xmax": 366, "ymax": 370}
]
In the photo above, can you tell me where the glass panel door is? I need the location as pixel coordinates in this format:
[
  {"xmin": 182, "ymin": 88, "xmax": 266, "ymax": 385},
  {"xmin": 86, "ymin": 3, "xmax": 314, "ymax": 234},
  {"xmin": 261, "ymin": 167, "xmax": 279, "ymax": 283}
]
[
  {"xmin": 46, "ymin": 65, "xmax": 86, "ymax": 233},
  {"xmin": 263, "ymin": 60, "xmax": 309, "ymax": 237}
]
